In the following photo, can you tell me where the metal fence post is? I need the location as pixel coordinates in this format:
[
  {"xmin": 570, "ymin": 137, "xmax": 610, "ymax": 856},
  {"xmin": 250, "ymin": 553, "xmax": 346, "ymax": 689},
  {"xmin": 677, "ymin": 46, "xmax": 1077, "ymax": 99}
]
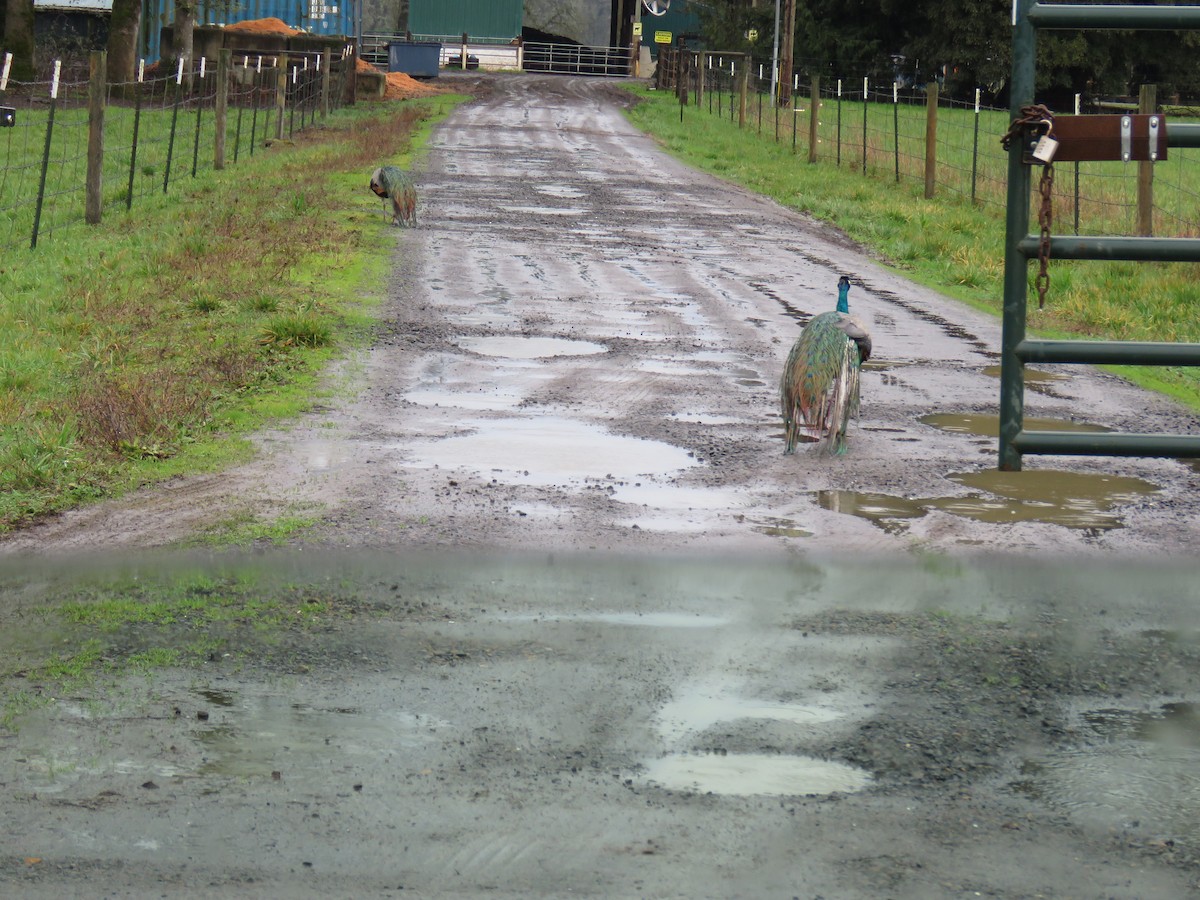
[
  {"xmin": 971, "ymin": 88, "xmax": 981, "ymax": 204},
  {"xmin": 164, "ymin": 57, "xmax": 186, "ymax": 193},
  {"xmin": 807, "ymin": 75, "xmax": 820, "ymax": 163},
  {"xmin": 126, "ymin": 60, "xmax": 144, "ymax": 210},
  {"xmin": 999, "ymin": 0, "xmax": 1037, "ymax": 471},
  {"xmin": 31, "ymin": 60, "xmax": 61, "ymax": 249},
  {"xmin": 924, "ymin": 80, "xmax": 938, "ymax": 198},
  {"xmin": 892, "ymin": 82, "xmax": 900, "ymax": 183},
  {"xmin": 86, "ymin": 50, "xmax": 106, "ymax": 224},
  {"xmin": 836, "ymin": 79, "xmax": 842, "ymax": 166},
  {"xmin": 862, "ymin": 77, "xmax": 868, "ymax": 175},
  {"xmin": 192, "ymin": 58, "xmax": 205, "ymax": 177}
]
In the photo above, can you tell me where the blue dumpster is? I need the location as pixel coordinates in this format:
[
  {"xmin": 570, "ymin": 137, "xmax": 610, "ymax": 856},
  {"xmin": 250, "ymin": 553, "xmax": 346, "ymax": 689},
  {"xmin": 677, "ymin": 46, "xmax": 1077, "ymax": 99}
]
[{"xmin": 388, "ymin": 42, "xmax": 442, "ymax": 78}]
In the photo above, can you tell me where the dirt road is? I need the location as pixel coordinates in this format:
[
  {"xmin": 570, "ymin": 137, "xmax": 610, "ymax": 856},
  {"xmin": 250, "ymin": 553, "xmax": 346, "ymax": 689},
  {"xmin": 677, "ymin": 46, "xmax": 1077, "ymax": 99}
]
[{"xmin": 4, "ymin": 76, "xmax": 1200, "ymax": 898}]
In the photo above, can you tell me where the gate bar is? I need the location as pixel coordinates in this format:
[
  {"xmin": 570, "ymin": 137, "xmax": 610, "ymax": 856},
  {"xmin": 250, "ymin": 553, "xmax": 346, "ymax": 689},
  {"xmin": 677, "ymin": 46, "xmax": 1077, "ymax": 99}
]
[
  {"xmin": 1018, "ymin": 339, "xmax": 1200, "ymax": 366},
  {"xmin": 1012, "ymin": 431, "xmax": 1200, "ymax": 458},
  {"xmin": 1028, "ymin": 4, "xmax": 1200, "ymax": 29},
  {"xmin": 999, "ymin": 0, "xmax": 1200, "ymax": 470},
  {"xmin": 1168, "ymin": 123, "xmax": 1200, "ymax": 148},
  {"xmin": 1017, "ymin": 235, "xmax": 1200, "ymax": 262}
]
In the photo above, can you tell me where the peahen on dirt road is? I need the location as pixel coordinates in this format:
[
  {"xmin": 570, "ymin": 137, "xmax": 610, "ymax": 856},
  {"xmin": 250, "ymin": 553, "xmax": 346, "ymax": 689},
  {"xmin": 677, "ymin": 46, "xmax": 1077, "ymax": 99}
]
[{"xmin": 780, "ymin": 275, "xmax": 873, "ymax": 455}]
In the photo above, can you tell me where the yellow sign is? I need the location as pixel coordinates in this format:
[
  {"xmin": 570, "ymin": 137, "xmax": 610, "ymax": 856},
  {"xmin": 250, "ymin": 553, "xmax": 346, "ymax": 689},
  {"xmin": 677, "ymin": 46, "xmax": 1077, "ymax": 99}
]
[
  {"xmin": 633, "ymin": 22, "xmax": 643, "ymax": 37},
  {"xmin": 747, "ymin": 29, "xmax": 759, "ymax": 42},
  {"xmin": 654, "ymin": 31, "xmax": 672, "ymax": 44}
]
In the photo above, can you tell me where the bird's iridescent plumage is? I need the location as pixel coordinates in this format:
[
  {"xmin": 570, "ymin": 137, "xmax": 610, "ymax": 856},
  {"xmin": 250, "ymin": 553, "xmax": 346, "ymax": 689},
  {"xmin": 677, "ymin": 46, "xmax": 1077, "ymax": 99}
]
[{"xmin": 780, "ymin": 276, "xmax": 872, "ymax": 455}]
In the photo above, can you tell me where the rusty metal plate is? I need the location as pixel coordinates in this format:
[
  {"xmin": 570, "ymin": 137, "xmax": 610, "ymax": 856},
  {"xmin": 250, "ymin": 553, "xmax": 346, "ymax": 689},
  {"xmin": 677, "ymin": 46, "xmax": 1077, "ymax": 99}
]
[{"xmin": 1026, "ymin": 114, "xmax": 1168, "ymax": 163}]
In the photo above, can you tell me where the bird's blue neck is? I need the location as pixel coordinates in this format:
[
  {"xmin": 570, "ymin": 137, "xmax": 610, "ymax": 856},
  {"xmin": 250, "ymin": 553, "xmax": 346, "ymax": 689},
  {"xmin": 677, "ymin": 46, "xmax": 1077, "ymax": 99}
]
[{"xmin": 836, "ymin": 283, "xmax": 850, "ymax": 314}]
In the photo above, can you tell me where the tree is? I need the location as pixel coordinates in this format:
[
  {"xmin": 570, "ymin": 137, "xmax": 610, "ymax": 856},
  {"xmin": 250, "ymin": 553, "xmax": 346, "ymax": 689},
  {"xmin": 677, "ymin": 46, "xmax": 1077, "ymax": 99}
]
[
  {"xmin": 165, "ymin": 0, "xmax": 196, "ymax": 70},
  {"xmin": 106, "ymin": 0, "xmax": 141, "ymax": 85},
  {"xmin": 2, "ymin": 0, "xmax": 35, "ymax": 82}
]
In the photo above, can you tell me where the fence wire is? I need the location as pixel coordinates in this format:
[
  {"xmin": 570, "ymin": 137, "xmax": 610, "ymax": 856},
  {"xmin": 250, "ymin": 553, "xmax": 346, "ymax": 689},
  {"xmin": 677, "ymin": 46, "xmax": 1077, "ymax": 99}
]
[
  {"xmin": 0, "ymin": 51, "xmax": 352, "ymax": 253},
  {"xmin": 659, "ymin": 49, "xmax": 1200, "ymax": 242}
]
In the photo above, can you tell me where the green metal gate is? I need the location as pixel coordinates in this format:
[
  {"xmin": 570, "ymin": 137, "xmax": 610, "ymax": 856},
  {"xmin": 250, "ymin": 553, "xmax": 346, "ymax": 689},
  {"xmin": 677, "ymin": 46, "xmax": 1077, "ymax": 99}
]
[{"xmin": 999, "ymin": 1, "xmax": 1200, "ymax": 470}]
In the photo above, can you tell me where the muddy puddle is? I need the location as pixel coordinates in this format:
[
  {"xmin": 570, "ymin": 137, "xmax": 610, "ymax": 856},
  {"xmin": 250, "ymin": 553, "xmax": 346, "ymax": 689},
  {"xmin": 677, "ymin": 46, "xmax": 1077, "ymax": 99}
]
[
  {"xmin": 404, "ymin": 417, "xmax": 697, "ymax": 485},
  {"xmin": 456, "ymin": 336, "xmax": 607, "ymax": 359},
  {"xmin": 635, "ymin": 676, "xmax": 874, "ymax": 797},
  {"xmin": 194, "ymin": 693, "xmax": 437, "ymax": 779},
  {"xmin": 921, "ymin": 412, "xmax": 1110, "ymax": 437},
  {"xmin": 817, "ymin": 468, "xmax": 1159, "ymax": 532},
  {"xmin": 639, "ymin": 752, "xmax": 871, "ymax": 796}
]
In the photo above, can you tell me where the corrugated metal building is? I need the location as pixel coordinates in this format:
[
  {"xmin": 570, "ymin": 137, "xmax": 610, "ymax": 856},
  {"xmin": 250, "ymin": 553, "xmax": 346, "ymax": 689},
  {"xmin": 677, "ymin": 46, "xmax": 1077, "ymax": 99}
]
[
  {"xmin": 408, "ymin": 0, "xmax": 523, "ymax": 42},
  {"xmin": 142, "ymin": 0, "xmax": 358, "ymax": 62}
]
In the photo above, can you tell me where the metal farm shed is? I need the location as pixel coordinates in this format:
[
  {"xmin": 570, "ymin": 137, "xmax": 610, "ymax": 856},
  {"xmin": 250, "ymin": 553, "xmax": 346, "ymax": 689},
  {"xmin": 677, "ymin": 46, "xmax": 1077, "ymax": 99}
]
[
  {"xmin": 142, "ymin": 0, "xmax": 357, "ymax": 62},
  {"xmin": 407, "ymin": 0, "xmax": 522, "ymax": 42}
]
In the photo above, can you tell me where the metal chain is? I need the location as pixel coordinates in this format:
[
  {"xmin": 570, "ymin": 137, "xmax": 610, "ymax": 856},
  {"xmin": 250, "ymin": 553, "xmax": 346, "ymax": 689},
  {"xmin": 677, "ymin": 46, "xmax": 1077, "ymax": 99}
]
[
  {"xmin": 1000, "ymin": 103, "xmax": 1056, "ymax": 152},
  {"xmin": 1036, "ymin": 163, "xmax": 1054, "ymax": 309},
  {"xmin": 1001, "ymin": 103, "xmax": 1057, "ymax": 309}
]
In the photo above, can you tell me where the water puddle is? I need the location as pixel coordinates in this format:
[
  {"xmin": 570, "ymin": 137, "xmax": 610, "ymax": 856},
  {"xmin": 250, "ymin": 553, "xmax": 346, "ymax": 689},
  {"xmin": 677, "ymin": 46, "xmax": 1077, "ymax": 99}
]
[
  {"xmin": 498, "ymin": 205, "xmax": 585, "ymax": 216},
  {"xmin": 746, "ymin": 516, "xmax": 813, "ymax": 538},
  {"xmin": 534, "ymin": 185, "xmax": 585, "ymax": 199},
  {"xmin": 404, "ymin": 386, "xmax": 526, "ymax": 411},
  {"xmin": 816, "ymin": 469, "xmax": 1159, "ymax": 532},
  {"xmin": 639, "ymin": 752, "xmax": 871, "ymax": 796},
  {"xmin": 456, "ymin": 336, "xmax": 607, "ymax": 359},
  {"xmin": 196, "ymin": 692, "xmax": 434, "ymax": 778},
  {"xmin": 982, "ymin": 364, "xmax": 1069, "ymax": 385},
  {"xmin": 1011, "ymin": 702, "xmax": 1200, "ymax": 843},
  {"xmin": 656, "ymin": 684, "xmax": 843, "ymax": 744},
  {"xmin": 292, "ymin": 439, "xmax": 352, "ymax": 472},
  {"xmin": 921, "ymin": 413, "xmax": 1110, "ymax": 438},
  {"xmin": 610, "ymin": 483, "xmax": 744, "ymax": 510},
  {"xmin": 945, "ymin": 470, "xmax": 1159, "ymax": 529},
  {"xmin": 404, "ymin": 418, "xmax": 697, "ymax": 485},
  {"xmin": 816, "ymin": 491, "xmax": 927, "ymax": 535},
  {"xmin": 498, "ymin": 611, "xmax": 729, "ymax": 629}
]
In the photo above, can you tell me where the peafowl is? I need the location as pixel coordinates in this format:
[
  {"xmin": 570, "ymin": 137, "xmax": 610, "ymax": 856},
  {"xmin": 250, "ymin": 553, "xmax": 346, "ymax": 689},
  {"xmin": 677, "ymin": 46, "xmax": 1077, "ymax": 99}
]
[
  {"xmin": 369, "ymin": 165, "xmax": 417, "ymax": 227},
  {"xmin": 780, "ymin": 275, "xmax": 873, "ymax": 455}
]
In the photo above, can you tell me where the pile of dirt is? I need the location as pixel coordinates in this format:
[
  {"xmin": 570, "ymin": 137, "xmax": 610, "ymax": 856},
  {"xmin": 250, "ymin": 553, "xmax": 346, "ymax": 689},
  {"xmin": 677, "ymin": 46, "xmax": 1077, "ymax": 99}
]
[
  {"xmin": 356, "ymin": 58, "xmax": 444, "ymax": 101},
  {"xmin": 225, "ymin": 17, "xmax": 304, "ymax": 37}
]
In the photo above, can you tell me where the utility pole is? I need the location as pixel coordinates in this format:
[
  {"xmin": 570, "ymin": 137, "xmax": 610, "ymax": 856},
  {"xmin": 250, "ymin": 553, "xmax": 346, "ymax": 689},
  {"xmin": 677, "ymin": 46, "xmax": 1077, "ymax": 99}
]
[
  {"xmin": 770, "ymin": 0, "xmax": 781, "ymax": 106},
  {"xmin": 632, "ymin": 1, "xmax": 642, "ymax": 78},
  {"xmin": 778, "ymin": 0, "xmax": 795, "ymax": 106}
]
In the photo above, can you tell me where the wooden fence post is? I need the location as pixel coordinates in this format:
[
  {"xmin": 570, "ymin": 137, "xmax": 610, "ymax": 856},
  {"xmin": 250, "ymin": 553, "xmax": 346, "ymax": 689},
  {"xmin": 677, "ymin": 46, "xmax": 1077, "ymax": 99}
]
[
  {"xmin": 737, "ymin": 55, "xmax": 748, "ymax": 127},
  {"xmin": 321, "ymin": 48, "xmax": 332, "ymax": 117},
  {"xmin": 924, "ymin": 81, "xmax": 939, "ymax": 198},
  {"xmin": 807, "ymin": 75, "xmax": 820, "ymax": 163},
  {"xmin": 1137, "ymin": 83, "xmax": 1156, "ymax": 236},
  {"xmin": 696, "ymin": 52, "xmax": 705, "ymax": 108},
  {"xmin": 275, "ymin": 53, "xmax": 288, "ymax": 140},
  {"xmin": 215, "ymin": 49, "xmax": 229, "ymax": 170},
  {"xmin": 86, "ymin": 50, "xmax": 106, "ymax": 224}
]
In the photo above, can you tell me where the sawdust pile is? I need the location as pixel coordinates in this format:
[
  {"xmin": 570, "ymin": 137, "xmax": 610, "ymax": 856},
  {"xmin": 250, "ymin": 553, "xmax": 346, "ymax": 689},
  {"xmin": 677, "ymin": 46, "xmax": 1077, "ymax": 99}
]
[
  {"xmin": 356, "ymin": 58, "xmax": 444, "ymax": 100},
  {"xmin": 225, "ymin": 18, "xmax": 304, "ymax": 37}
]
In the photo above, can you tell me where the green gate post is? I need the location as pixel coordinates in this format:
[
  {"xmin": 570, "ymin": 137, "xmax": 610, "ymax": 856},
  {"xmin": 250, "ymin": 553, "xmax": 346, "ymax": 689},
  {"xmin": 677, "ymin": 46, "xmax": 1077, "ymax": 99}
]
[{"xmin": 998, "ymin": 0, "xmax": 1038, "ymax": 471}]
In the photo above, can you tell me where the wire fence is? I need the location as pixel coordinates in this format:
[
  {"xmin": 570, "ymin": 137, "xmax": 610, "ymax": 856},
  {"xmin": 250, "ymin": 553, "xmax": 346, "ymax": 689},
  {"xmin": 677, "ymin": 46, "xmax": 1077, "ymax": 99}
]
[
  {"xmin": 0, "ymin": 46, "xmax": 356, "ymax": 252},
  {"xmin": 657, "ymin": 48, "xmax": 1200, "ymax": 240}
]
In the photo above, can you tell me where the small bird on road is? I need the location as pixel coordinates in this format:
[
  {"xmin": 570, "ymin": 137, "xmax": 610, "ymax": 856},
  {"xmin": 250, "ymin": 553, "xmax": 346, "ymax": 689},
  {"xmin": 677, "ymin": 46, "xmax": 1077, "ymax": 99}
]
[{"xmin": 780, "ymin": 275, "xmax": 872, "ymax": 455}]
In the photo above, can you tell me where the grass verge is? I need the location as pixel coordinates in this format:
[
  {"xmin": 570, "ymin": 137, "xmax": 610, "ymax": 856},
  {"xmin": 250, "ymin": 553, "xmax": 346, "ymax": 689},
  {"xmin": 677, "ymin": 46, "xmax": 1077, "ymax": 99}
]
[{"xmin": 0, "ymin": 92, "xmax": 468, "ymax": 532}]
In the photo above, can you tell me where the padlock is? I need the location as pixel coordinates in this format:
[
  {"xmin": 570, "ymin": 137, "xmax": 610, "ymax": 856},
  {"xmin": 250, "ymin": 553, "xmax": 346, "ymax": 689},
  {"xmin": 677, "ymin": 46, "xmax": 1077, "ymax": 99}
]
[
  {"xmin": 1032, "ymin": 132, "xmax": 1058, "ymax": 164},
  {"xmin": 0, "ymin": 107, "xmax": 14, "ymax": 128}
]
